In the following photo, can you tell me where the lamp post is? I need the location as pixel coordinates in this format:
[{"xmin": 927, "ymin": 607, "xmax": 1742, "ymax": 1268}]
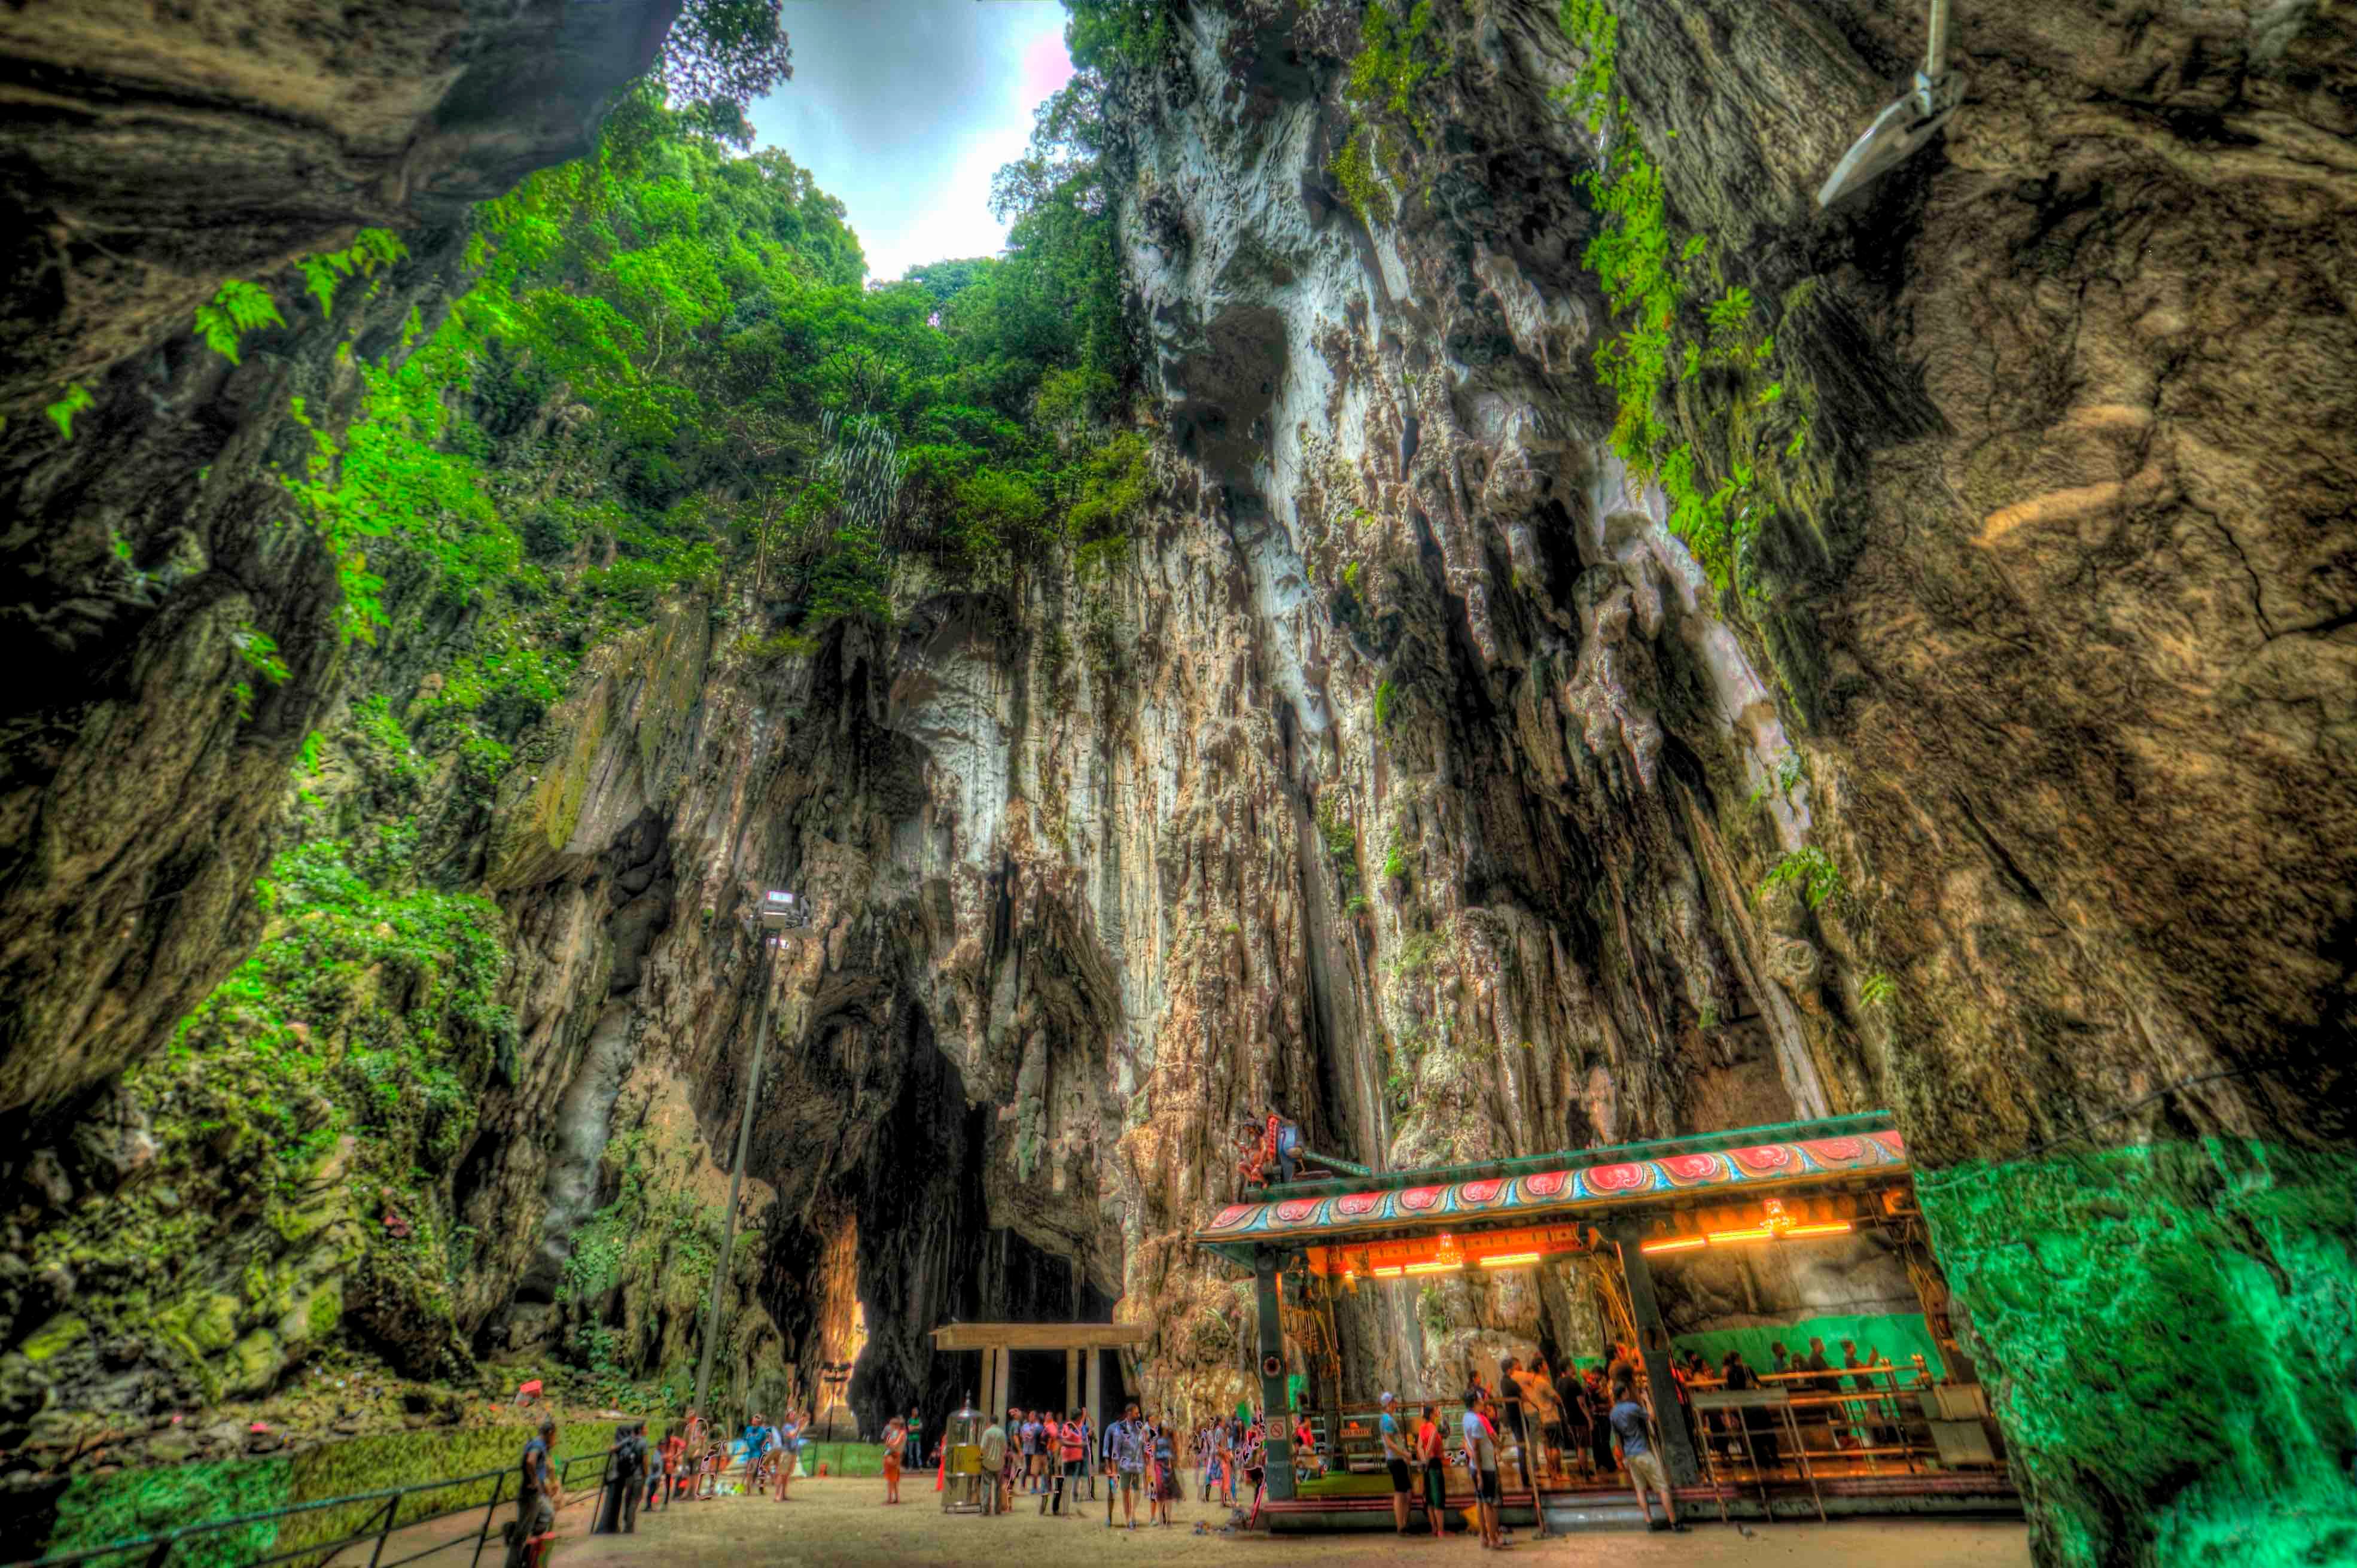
[{"xmin": 692, "ymin": 890, "xmax": 816, "ymax": 1424}]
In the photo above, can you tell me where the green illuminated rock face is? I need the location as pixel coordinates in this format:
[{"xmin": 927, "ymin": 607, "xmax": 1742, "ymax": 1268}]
[{"xmin": 1921, "ymin": 1141, "xmax": 2357, "ymax": 1565}]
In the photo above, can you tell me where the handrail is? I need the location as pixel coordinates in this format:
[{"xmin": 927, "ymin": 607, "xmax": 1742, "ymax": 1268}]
[
  {"xmin": 11, "ymin": 1448, "xmax": 622, "ymax": 1568},
  {"xmin": 1258, "ymin": 1112, "xmax": 1901, "ymax": 1201}
]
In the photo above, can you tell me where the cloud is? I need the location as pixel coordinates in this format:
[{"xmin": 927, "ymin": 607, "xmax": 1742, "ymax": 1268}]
[{"xmin": 745, "ymin": 1, "xmax": 1074, "ymax": 284}]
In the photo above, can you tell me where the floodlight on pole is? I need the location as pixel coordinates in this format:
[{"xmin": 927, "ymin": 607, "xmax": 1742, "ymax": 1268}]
[
  {"xmin": 760, "ymin": 888, "xmax": 817, "ymax": 939},
  {"xmin": 693, "ymin": 888, "xmax": 816, "ymax": 1424},
  {"xmin": 1817, "ymin": 0, "xmax": 1965, "ymax": 208}
]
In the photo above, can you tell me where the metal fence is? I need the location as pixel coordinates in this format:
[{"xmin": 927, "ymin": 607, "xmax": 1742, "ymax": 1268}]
[{"xmin": 11, "ymin": 1450, "xmax": 617, "ymax": 1568}]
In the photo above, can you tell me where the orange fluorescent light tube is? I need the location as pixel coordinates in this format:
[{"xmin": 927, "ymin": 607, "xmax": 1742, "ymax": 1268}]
[
  {"xmin": 1640, "ymin": 1237, "xmax": 1706, "ymax": 1254},
  {"xmin": 1369, "ymin": 1265, "xmax": 1406, "ymax": 1278},
  {"xmin": 1782, "ymin": 1222, "xmax": 1853, "ymax": 1238},
  {"xmin": 1703, "ymin": 1225, "xmax": 1778, "ymax": 1244},
  {"xmin": 1403, "ymin": 1261, "xmax": 1459, "ymax": 1275},
  {"xmin": 1475, "ymin": 1253, "xmax": 1544, "ymax": 1268}
]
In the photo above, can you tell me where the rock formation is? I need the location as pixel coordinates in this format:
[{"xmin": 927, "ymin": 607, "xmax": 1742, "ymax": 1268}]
[{"xmin": 1, "ymin": 2, "xmax": 2351, "ymax": 1563}]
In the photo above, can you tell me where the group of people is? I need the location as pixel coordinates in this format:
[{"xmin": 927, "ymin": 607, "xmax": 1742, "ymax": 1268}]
[
  {"xmin": 500, "ymin": 1403, "xmax": 834, "ymax": 1567},
  {"xmin": 1181, "ymin": 1412, "xmax": 1272, "ymax": 1508},
  {"xmin": 734, "ymin": 1406, "xmax": 818, "ymax": 1499},
  {"xmin": 964, "ymin": 1399, "xmax": 1265, "ymax": 1529},
  {"xmin": 1368, "ymin": 1366, "xmax": 1690, "ymax": 1545}
]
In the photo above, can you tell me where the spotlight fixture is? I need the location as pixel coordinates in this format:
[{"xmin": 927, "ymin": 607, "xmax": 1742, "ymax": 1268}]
[{"xmin": 1817, "ymin": 0, "xmax": 1966, "ymax": 208}]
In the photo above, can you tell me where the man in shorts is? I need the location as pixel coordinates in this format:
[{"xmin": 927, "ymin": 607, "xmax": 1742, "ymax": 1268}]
[
  {"xmin": 1023, "ymin": 1408, "xmax": 1046, "ymax": 1493},
  {"xmin": 1378, "ymin": 1392, "xmax": 1412, "ymax": 1534},
  {"xmin": 1103, "ymin": 1399, "xmax": 1149, "ymax": 1529},
  {"xmin": 505, "ymin": 1418, "xmax": 561, "ymax": 1568},
  {"xmin": 1609, "ymin": 1378, "xmax": 1685, "ymax": 1533},
  {"xmin": 1460, "ymin": 1389, "xmax": 1503, "ymax": 1549}
]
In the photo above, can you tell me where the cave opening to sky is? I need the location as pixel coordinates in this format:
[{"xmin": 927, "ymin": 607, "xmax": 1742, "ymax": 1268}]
[{"xmin": 747, "ymin": 0, "xmax": 1076, "ymax": 282}]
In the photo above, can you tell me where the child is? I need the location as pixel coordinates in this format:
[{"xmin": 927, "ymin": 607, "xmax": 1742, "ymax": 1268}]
[{"xmin": 881, "ymin": 1414, "xmax": 906, "ymax": 1505}]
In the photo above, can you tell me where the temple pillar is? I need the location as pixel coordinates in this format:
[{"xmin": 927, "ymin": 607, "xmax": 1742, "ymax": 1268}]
[
  {"xmin": 1612, "ymin": 1231, "xmax": 1700, "ymax": 1485},
  {"xmin": 1253, "ymin": 1247, "xmax": 1296, "ymax": 1500}
]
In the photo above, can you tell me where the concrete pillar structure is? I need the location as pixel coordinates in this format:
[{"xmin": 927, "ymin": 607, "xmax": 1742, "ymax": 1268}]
[
  {"xmin": 1613, "ymin": 1232, "xmax": 1701, "ymax": 1485},
  {"xmin": 1065, "ymin": 1347, "xmax": 1081, "ymax": 1415}
]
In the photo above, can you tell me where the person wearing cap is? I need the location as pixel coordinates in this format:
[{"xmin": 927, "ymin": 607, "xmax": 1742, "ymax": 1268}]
[{"xmin": 1377, "ymin": 1392, "xmax": 1413, "ymax": 1534}]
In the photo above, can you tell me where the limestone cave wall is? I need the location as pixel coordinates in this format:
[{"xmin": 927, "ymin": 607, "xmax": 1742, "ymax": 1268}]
[{"xmin": 0, "ymin": 2, "xmax": 2351, "ymax": 1564}]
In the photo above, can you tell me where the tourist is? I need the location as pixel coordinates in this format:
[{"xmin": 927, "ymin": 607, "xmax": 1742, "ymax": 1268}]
[
  {"xmin": 1582, "ymin": 1365, "xmax": 1615, "ymax": 1476},
  {"xmin": 1104, "ymin": 1399, "xmax": 1149, "ymax": 1529},
  {"xmin": 1060, "ymin": 1406, "xmax": 1088, "ymax": 1514},
  {"xmin": 1500, "ymin": 1356, "xmax": 1530, "ymax": 1487},
  {"xmin": 699, "ymin": 1433, "xmax": 725, "ymax": 1499},
  {"xmin": 742, "ymin": 1414, "xmax": 769, "ymax": 1495},
  {"xmin": 1460, "ymin": 1389, "xmax": 1503, "ymax": 1549},
  {"xmin": 1553, "ymin": 1362, "xmax": 1588, "ymax": 1478},
  {"xmin": 1377, "ymin": 1392, "xmax": 1412, "ymax": 1534},
  {"xmin": 616, "ymin": 1422, "xmax": 647, "ymax": 1534},
  {"xmin": 1150, "ymin": 1414, "xmax": 1180, "ymax": 1526},
  {"xmin": 1239, "ymin": 1412, "xmax": 1267, "ymax": 1527},
  {"xmin": 504, "ymin": 1417, "xmax": 560, "ymax": 1568},
  {"xmin": 1002, "ymin": 1409, "xmax": 1022, "ymax": 1511},
  {"xmin": 1037, "ymin": 1411, "xmax": 1061, "ymax": 1514},
  {"xmin": 1414, "ymin": 1402, "xmax": 1447, "ymax": 1538},
  {"xmin": 1609, "ymin": 1377, "xmax": 1683, "ymax": 1533},
  {"xmin": 905, "ymin": 1404, "xmax": 924, "ymax": 1473},
  {"xmin": 1522, "ymin": 1358, "xmax": 1565, "ymax": 1482},
  {"xmin": 1770, "ymin": 1341, "xmax": 1792, "ymax": 1375},
  {"xmin": 1843, "ymin": 1338, "xmax": 1869, "ymax": 1387},
  {"xmin": 666, "ymin": 1422, "xmax": 689, "ymax": 1503},
  {"xmin": 590, "ymin": 1423, "xmax": 626, "ymax": 1533},
  {"xmin": 1723, "ymin": 1350, "xmax": 1779, "ymax": 1472},
  {"xmin": 980, "ymin": 1411, "xmax": 1008, "ymax": 1513},
  {"xmin": 882, "ymin": 1411, "xmax": 906, "ymax": 1504},
  {"xmin": 1023, "ymin": 1406, "xmax": 1046, "ymax": 1494},
  {"xmin": 1805, "ymin": 1336, "xmax": 1838, "ymax": 1390},
  {"xmin": 774, "ymin": 1410, "xmax": 799, "ymax": 1501},
  {"xmin": 1074, "ymin": 1408, "xmax": 1096, "ymax": 1502},
  {"xmin": 1804, "ymin": 1337, "xmax": 1842, "ymax": 1447}
]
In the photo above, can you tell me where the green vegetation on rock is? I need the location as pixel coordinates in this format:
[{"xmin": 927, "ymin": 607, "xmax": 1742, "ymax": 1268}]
[
  {"xmin": 1330, "ymin": 1, "xmax": 1445, "ymax": 226},
  {"xmin": 23, "ymin": 840, "xmax": 514, "ymax": 1408},
  {"xmin": 1552, "ymin": 0, "xmax": 1818, "ymax": 595}
]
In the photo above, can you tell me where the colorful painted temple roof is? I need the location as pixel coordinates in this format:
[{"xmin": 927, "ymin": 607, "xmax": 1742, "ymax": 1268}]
[{"xmin": 1193, "ymin": 1124, "xmax": 1911, "ymax": 1263}]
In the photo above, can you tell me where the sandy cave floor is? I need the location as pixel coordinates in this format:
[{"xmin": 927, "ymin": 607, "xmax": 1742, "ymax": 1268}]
[{"xmin": 538, "ymin": 1477, "xmax": 2035, "ymax": 1567}]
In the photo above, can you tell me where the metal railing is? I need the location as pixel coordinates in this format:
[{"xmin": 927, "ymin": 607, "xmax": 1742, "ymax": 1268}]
[{"xmin": 11, "ymin": 1450, "xmax": 618, "ymax": 1568}]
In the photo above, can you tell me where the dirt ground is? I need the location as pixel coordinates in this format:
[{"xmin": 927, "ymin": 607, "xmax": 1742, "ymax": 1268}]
[{"xmin": 547, "ymin": 1475, "xmax": 2034, "ymax": 1567}]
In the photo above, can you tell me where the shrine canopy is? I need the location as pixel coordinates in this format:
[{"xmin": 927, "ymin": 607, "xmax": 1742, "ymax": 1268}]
[{"xmin": 1191, "ymin": 1111, "xmax": 1914, "ymax": 1271}]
